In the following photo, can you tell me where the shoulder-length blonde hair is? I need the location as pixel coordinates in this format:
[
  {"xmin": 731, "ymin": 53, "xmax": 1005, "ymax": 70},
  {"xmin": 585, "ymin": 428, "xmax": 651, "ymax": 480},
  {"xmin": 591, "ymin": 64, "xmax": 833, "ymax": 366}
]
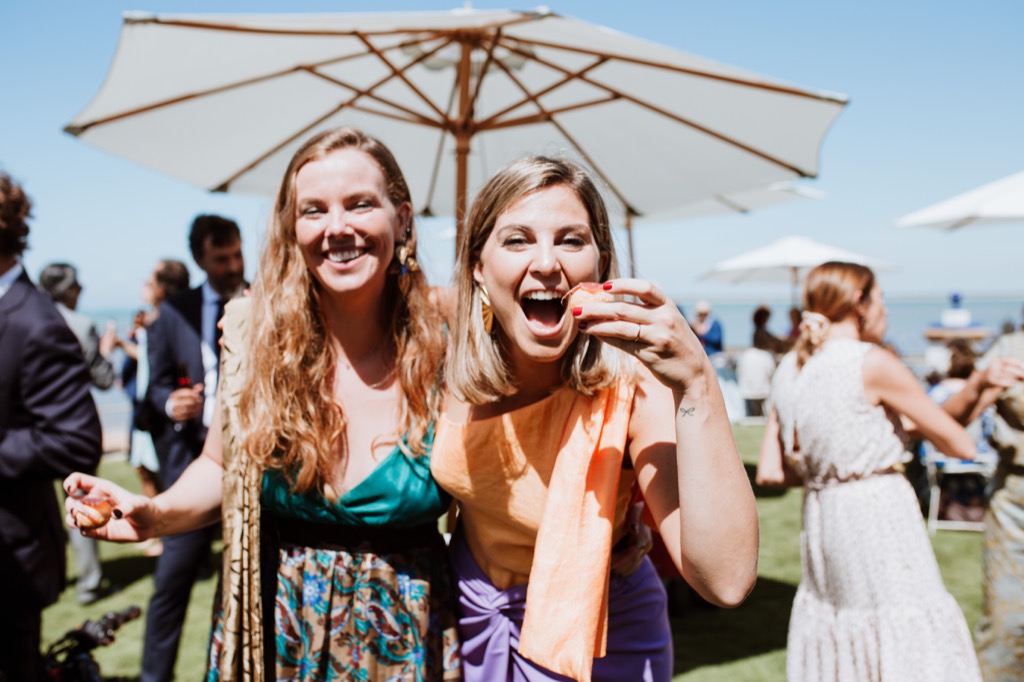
[
  {"xmin": 238, "ymin": 128, "xmax": 444, "ymax": 496},
  {"xmin": 447, "ymin": 155, "xmax": 622, "ymax": 403},
  {"xmin": 795, "ymin": 261, "xmax": 875, "ymax": 368}
]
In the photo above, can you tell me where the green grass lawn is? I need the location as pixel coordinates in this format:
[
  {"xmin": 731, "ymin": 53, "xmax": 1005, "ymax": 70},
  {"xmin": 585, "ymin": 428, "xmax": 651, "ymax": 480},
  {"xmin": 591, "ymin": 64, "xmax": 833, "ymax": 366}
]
[{"xmin": 44, "ymin": 424, "xmax": 983, "ymax": 680}]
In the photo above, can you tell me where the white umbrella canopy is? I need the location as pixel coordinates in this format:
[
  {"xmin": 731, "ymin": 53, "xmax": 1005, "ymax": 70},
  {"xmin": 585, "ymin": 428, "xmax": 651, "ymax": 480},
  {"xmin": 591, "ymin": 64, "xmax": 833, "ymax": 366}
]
[
  {"xmin": 65, "ymin": 8, "xmax": 847, "ymax": 255},
  {"xmin": 639, "ymin": 181, "xmax": 824, "ymax": 223},
  {"xmin": 895, "ymin": 170, "xmax": 1024, "ymax": 230},
  {"xmin": 701, "ymin": 234, "xmax": 891, "ymax": 303}
]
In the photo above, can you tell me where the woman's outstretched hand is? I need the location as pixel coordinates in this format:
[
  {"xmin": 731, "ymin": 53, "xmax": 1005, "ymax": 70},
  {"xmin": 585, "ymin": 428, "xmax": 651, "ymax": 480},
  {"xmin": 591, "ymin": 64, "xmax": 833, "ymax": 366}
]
[
  {"xmin": 572, "ymin": 279, "xmax": 709, "ymax": 392},
  {"xmin": 64, "ymin": 472, "xmax": 160, "ymax": 543},
  {"xmin": 979, "ymin": 358, "xmax": 1024, "ymax": 390}
]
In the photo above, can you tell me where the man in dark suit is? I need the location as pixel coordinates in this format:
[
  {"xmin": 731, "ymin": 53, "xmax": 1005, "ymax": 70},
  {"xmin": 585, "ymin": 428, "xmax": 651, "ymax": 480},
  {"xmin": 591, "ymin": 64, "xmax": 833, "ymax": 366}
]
[
  {"xmin": 0, "ymin": 172, "xmax": 102, "ymax": 681},
  {"xmin": 38, "ymin": 262, "xmax": 119, "ymax": 606},
  {"xmin": 142, "ymin": 213, "xmax": 244, "ymax": 682}
]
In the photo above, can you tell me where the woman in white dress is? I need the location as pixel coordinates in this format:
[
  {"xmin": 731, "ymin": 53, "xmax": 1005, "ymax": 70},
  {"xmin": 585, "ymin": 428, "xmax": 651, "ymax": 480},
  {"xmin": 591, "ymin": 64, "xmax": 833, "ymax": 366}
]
[{"xmin": 756, "ymin": 261, "xmax": 1024, "ymax": 682}]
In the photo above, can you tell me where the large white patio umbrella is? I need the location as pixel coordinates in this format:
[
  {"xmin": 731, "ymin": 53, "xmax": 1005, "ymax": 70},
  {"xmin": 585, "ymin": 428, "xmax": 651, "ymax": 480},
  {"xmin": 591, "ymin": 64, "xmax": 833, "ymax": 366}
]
[
  {"xmin": 895, "ymin": 170, "xmax": 1024, "ymax": 230},
  {"xmin": 64, "ymin": 8, "xmax": 847, "ymax": 270},
  {"xmin": 701, "ymin": 234, "xmax": 891, "ymax": 303}
]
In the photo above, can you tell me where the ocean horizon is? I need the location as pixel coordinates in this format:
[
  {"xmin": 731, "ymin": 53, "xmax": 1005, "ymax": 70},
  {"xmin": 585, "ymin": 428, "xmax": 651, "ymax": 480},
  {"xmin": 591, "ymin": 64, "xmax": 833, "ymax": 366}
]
[
  {"xmin": 86, "ymin": 293, "xmax": 1024, "ymax": 438},
  {"xmin": 83, "ymin": 293, "xmax": 1024, "ymax": 360}
]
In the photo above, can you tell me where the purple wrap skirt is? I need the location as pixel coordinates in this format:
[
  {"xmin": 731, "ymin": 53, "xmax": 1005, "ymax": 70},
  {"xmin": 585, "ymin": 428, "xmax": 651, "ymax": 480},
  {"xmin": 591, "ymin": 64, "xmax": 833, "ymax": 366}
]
[{"xmin": 450, "ymin": 530, "xmax": 673, "ymax": 681}]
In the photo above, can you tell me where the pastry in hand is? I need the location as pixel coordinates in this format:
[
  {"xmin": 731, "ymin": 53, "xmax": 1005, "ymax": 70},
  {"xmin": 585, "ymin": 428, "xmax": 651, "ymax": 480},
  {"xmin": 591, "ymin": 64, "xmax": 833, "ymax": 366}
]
[
  {"xmin": 74, "ymin": 496, "xmax": 113, "ymax": 530},
  {"xmin": 563, "ymin": 282, "xmax": 614, "ymax": 309}
]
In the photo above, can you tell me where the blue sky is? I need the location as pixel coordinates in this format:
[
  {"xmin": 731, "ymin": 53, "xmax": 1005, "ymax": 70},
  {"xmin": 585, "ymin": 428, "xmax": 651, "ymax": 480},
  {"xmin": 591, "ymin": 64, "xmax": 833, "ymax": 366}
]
[{"xmin": 2, "ymin": 0, "xmax": 1023, "ymax": 313}]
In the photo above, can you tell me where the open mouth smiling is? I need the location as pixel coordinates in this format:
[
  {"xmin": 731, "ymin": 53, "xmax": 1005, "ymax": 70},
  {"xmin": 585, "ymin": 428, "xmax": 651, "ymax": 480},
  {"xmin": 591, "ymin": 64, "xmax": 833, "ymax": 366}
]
[{"xmin": 520, "ymin": 289, "xmax": 567, "ymax": 329}]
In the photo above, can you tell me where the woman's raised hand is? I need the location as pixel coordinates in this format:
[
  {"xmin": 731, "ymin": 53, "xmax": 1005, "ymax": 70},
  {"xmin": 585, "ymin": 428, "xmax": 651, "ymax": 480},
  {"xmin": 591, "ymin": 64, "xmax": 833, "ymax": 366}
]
[
  {"xmin": 64, "ymin": 472, "xmax": 160, "ymax": 543},
  {"xmin": 572, "ymin": 278, "xmax": 710, "ymax": 392},
  {"xmin": 979, "ymin": 357, "xmax": 1024, "ymax": 390}
]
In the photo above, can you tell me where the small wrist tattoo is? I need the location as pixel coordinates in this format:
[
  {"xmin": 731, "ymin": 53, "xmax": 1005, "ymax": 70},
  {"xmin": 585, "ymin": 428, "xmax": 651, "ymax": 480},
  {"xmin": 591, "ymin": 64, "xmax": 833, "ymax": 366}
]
[{"xmin": 678, "ymin": 406, "xmax": 696, "ymax": 417}]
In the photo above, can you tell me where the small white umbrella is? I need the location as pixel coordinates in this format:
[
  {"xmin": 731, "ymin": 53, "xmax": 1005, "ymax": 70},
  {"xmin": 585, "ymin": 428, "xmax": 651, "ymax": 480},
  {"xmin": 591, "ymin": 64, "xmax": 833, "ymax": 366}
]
[
  {"xmin": 895, "ymin": 170, "xmax": 1024, "ymax": 230},
  {"xmin": 701, "ymin": 234, "xmax": 891, "ymax": 303}
]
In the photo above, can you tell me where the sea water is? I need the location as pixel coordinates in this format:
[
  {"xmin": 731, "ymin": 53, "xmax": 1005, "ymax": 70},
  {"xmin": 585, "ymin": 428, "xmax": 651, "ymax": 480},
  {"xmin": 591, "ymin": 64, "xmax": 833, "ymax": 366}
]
[
  {"xmin": 82, "ymin": 296, "xmax": 1024, "ymax": 439},
  {"xmin": 676, "ymin": 296, "xmax": 1024, "ymax": 358}
]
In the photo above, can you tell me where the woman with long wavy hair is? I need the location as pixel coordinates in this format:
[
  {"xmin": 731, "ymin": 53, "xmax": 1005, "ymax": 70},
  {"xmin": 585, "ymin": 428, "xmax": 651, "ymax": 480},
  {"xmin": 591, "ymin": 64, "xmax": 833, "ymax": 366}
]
[
  {"xmin": 432, "ymin": 156, "xmax": 759, "ymax": 682},
  {"xmin": 65, "ymin": 128, "xmax": 462, "ymax": 680},
  {"xmin": 756, "ymin": 261, "xmax": 1024, "ymax": 681}
]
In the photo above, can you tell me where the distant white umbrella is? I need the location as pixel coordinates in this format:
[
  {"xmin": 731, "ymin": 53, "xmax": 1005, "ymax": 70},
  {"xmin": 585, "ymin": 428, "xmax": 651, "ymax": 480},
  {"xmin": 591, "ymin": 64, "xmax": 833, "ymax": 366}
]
[
  {"xmin": 895, "ymin": 170, "xmax": 1024, "ymax": 230},
  {"xmin": 701, "ymin": 234, "xmax": 891, "ymax": 303},
  {"xmin": 64, "ymin": 8, "xmax": 847, "ymax": 273}
]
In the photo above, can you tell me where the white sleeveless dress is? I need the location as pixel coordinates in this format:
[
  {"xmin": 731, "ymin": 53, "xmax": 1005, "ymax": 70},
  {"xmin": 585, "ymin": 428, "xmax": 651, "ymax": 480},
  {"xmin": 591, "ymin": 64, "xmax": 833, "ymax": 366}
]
[{"xmin": 771, "ymin": 339, "xmax": 981, "ymax": 682}]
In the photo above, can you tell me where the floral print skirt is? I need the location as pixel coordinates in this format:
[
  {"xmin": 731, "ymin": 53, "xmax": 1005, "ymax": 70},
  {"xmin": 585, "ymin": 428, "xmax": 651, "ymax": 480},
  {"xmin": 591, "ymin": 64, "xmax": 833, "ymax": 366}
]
[{"xmin": 208, "ymin": 536, "xmax": 462, "ymax": 681}]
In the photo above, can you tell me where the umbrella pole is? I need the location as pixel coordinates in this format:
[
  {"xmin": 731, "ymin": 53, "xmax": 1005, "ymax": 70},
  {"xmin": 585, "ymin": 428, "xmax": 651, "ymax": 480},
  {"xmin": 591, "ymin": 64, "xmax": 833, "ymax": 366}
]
[
  {"xmin": 455, "ymin": 131, "xmax": 469, "ymax": 239},
  {"xmin": 454, "ymin": 38, "xmax": 473, "ymax": 244},
  {"xmin": 790, "ymin": 267, "xmax": 799, "ymax": 306},
  {"xmin": 625, "ymin": 213, "xmax": 636, "ymax": 277}
]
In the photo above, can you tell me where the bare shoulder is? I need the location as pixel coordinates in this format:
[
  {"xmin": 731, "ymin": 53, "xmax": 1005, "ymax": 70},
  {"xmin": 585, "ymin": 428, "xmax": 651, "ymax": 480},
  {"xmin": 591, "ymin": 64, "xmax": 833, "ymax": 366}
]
[
  {"xmin": 862, "ymin": 344, "xmax": 909, "ymax": 381},
  {"xmin": 862, "ymin": 343, "xmax": 918, "ymax": 405}
]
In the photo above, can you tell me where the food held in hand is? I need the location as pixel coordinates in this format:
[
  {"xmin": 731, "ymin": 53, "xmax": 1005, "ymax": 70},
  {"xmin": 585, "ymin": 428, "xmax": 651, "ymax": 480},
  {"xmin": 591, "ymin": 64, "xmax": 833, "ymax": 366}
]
[
  {"xmin": 74, "ymin": 496, "xmax": 113, "ymax": 529},
  {"xmin": 564, "ymin": 282, "xmax": 613, "ymax": 309}
]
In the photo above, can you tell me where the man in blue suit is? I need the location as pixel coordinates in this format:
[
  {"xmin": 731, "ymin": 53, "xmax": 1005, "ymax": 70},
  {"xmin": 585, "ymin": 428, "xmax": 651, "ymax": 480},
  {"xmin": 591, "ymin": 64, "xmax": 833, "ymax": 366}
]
[
  {"xmin": 0, "ymin": 173, "xmax": 102, "ymax": 681},
  {"xmin": 142, "ymin": 214, "xmax": 245, "ymax": 682}
]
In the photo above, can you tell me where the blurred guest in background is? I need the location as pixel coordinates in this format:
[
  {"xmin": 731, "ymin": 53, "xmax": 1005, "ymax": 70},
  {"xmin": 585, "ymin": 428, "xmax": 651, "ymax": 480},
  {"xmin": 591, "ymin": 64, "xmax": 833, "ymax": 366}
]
[
  {"xmin": 0, "ymin": 172, "xmax": 102, "ymax": 680},
  {"xmin": 975, "ymin": 323, "xmax": 1024, "ymax": 680},
  {"xmin": 692, "ymin": 299, "xmax": 724, "ymax": 355},
  {"xmin": 117, "ymin": 259, "xmax": 191, "ymax": 557},
  {"xmin": 756, "ymin": 261, "xmax": 1000, "ymax": 681},
  {"xmin": 37, "ymin": 262, "xmax": 118, "ymax": 606},
  {"xmin": 785, "ymin": 305, "xmax": 802, "ymax": 344},
  {"xmin": 38, "ymin": 262, "xmax": 117, "ymax": 390},
  {"xmin": 736, "ymin": 306, "xmax": 780, "ymax": 418}
]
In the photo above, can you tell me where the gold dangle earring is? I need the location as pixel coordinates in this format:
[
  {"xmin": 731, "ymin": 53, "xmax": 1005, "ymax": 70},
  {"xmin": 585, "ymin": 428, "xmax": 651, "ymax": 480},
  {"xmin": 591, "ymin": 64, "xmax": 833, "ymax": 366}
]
[
  {"xmin": 479, "ymin": 284, "xmax": 494, "ymax": 335},
  {"xmin": 394, "ymin": 224, "xmax": 418, "ymax": 277}
]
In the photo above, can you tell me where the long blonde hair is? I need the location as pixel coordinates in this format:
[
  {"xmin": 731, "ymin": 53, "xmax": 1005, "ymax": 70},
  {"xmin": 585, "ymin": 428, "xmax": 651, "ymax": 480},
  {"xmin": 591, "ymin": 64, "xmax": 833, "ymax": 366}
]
[
  {"xmin": 238, "ymin": 128, "xmax": 444, "ymax": 496},
  {"xmin": 447, "ymin": 155, "xmax": 622, "ymax": 403},
  {"xmin": 795, "ymin": 261, "xmax": 875, "ymax": 368}
]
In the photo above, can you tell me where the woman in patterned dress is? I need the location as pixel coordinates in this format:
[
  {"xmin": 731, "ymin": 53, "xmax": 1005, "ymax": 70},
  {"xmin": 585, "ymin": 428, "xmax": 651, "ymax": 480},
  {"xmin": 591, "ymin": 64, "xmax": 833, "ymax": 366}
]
[
  {"xmin": 65, "ymin": 128, "xmax": 462, "ymax": 681},
  {"xmin": 757, "ymin": 261, "xmax": 1024, "ymax": 681},
  {"xmin": 430, "ymin": 156, "xmax": 759, "ymax": 682}
]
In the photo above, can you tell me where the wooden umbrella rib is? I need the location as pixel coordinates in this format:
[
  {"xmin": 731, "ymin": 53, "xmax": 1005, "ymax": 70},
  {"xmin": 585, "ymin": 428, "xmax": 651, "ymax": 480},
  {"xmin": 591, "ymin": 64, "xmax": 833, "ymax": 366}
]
[
  {"xmin": 496, "ymin": 60, "xmax": 636, "ymax": 214},
  {"xmin": 465, "ymin": 31, "xmax": 501, "ymax": 120},
  {"xmin": 141, "ymin": 10, "xmax": 546, "ymax": 39},
  {"xmin": 65, "ymin": 38, "xmax": 423, "ymax": 135},
  {"xmin": 304, "ymin": 70, "xmax": 436, "ymax": 126},
  {"xmin": 66, "ymin": 65, "xmax": 314, "ymax": 135},
  {"xmin": 506, "ymin": 34, "xmax": 847, "ymax": 104},
  {"xmin": 214, "ymin": 45, "xmax": 451, "ymax": 191},
  {"xmin": 551, "ymin": 116, "xmax": 638, "ymax": 216},
  {"xmin": 303, "ymin": 37, "xmax": 456, "ymax": 128},
  {"xmin": 212, "ymin": 104, "xmax": 348, "ymax": 191},
  {"xmin": 481, "ymin": 95, "xmax": 620, "ymax": 131},
  {"xmin": 346, "ymin": 103, "xmax": 444, "ymax": 128},
  {"xmin": 713, "ymin": 194, "xmax": 751, "ymax": 213},
  {"xmin": 582, "ymin": 75, "xmax": 810, "ymax": 177},
  {"xmin": 357, "ymin": 32, "xmax": 450, "ymax": 122},
  {"xmin": 422, "ymin": 77, "xmax": 461, "ymax": 216},
  {"xmin": 495, "ymin": 44, "xmax": 812, "ymax": 178},
  {"xmin": 477, "ymin": 56, "xmax": 609, "ymax": 129}
]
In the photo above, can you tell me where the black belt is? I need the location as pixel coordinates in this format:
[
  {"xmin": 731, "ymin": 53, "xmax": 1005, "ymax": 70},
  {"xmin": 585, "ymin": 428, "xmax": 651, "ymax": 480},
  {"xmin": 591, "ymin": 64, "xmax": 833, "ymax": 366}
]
[{"xmin": 268, "ymin": 514, "xmax": 439, "ymax": 554}]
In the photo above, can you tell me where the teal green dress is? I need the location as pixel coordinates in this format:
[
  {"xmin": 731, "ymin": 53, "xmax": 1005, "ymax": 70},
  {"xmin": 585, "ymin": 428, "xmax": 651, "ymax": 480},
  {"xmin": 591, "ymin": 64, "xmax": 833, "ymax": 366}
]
[{"xmin": 207, "ymin": 435, "xmax": 462, "ymax": 681}]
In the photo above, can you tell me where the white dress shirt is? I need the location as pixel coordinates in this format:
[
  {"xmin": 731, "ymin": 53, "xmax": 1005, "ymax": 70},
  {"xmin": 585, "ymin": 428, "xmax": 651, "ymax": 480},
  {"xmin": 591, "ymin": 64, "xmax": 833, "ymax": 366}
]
[{"xmin": 0, "ymin": 261, "xmax": 23, "ymax": 301}]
